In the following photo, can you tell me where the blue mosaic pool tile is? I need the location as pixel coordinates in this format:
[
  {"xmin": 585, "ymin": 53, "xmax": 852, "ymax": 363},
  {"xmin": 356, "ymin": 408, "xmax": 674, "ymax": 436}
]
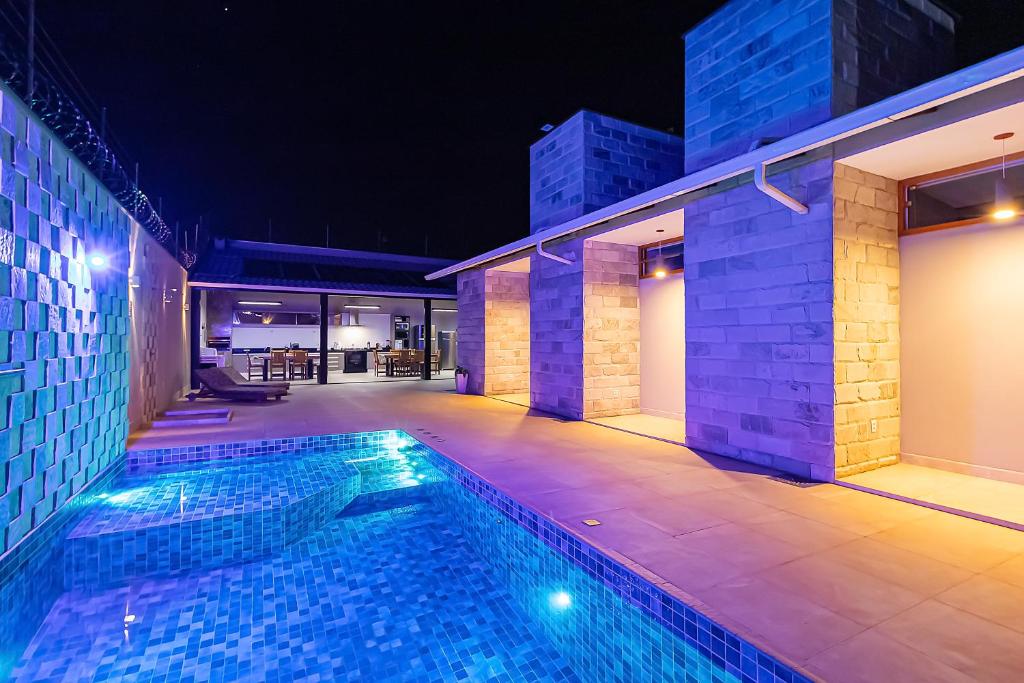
[
  {"xmin": 3, "ymin": 430, "xmax": 815, "ymax": 683},
  {"xmin": 0, "ymin": 456, "xmax": 125, "ymax": 681},
  {"xmin": 65, "ymin": 452, "xmax": 361, "ymax": 590},
  {"xmin": 12, "ymin": 454, "xmax": 579, "ymax": 682}
]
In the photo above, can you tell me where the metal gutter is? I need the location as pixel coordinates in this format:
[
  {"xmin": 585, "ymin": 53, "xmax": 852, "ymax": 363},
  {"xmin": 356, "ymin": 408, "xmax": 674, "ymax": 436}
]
[{"xmin": 426, "ymin": 45, "xmax": 1024, "ymax": 281}]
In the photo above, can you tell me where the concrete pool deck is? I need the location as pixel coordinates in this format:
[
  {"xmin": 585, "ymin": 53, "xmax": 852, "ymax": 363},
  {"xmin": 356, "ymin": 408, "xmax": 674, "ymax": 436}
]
[{"xmin": 131, "ymin": 381, "xmax": 1024, "ymax": 683}]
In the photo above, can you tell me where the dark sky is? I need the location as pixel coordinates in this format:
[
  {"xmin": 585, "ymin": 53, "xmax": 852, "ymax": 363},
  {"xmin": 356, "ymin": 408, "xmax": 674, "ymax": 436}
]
[{"xmin": 23, "ymin": 1, "xmax": 1024, "ymax": 260}]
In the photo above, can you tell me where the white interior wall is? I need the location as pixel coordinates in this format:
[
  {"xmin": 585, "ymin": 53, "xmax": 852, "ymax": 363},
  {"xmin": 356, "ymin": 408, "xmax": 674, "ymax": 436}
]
[
  {"xmin": 639, "ymin": 273, "xmax": 686, "ymax": 420},
  {"xmin": 901, "ymin": 221, "xmax": 1024, "ymax": 481},
  {"xmin": 328, "ymin": 313, "xmax": 392, "ymax": 349}
]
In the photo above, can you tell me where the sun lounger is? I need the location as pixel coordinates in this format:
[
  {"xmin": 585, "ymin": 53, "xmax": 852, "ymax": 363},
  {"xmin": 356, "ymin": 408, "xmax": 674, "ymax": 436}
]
[
  {"xmin": 222, "ymin": 366, "xmax": 291, "ymax": 392},
  {"xmin": 191, "ymin": 368, "xmax": 287, "ymax": 402}
]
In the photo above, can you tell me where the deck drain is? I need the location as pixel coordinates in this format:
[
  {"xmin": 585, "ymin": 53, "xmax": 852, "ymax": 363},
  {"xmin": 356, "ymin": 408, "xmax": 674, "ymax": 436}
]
[
  {"xmin": 582, "ymin": 519, "xmax": 602, "ymax": 527},
  {"xmin": 769, "ymin": 473, "xmax": 821, "ymax": 488}
]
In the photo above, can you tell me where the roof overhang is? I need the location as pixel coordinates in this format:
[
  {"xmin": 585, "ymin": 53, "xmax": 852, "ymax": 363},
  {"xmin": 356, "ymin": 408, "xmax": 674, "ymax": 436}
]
[
  {"xmin": 426, "ymin": 45, "xmax": 1024, "ymax": 281},
  {"xmin": 189, "ymin": 281, "xmax": 457, "ymax": 300}
]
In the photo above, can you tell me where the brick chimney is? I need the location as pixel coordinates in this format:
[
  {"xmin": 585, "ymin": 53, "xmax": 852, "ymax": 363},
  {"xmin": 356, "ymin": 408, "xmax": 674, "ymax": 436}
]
[{"xmin": 683, "ymin": 0, "xmax": 956, "ymax": 173}]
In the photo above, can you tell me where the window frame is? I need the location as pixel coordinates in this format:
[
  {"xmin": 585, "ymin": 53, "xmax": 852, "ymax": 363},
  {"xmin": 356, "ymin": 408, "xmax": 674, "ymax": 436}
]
[
  {"xmin": 638, "ymin": 237, "xmax": 684, "ymax": 279},
  {"xmin": 898, "ymin": 150, "xmax": 1024, "ymax": 237}
]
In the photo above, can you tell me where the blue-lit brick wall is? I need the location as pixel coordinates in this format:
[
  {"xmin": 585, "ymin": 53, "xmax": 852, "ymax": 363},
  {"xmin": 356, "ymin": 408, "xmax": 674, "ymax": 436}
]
[
  {"xmin": 529, "ymin": 110, "xmax": 683, "ymax": 234},
  {"xmin": 684, "ymin": 0, "xmax": 954, "ymax": 174},
  {"xmin": 0, "ymin": 84, "xmax": 131, "ymax": 556}
]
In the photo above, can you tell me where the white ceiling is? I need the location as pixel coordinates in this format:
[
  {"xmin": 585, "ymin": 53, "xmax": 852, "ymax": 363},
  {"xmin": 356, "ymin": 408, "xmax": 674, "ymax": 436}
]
[
  {"xmin": 587, "ymin": 209, "xmax": 684, "ymax": 246},
  {"xmin": 491, "ymin": 256, "xmax": 531, "ymax": 272},
  {"xmin": 839, "ymin": 101, "xmax": 1024, "ymax": 180}
]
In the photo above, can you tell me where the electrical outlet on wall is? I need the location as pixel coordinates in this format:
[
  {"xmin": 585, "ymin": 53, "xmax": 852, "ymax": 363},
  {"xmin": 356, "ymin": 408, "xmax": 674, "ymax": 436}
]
[{"xmin": 870, "ymin": 419, "xmax": 878, "ymax": 434}]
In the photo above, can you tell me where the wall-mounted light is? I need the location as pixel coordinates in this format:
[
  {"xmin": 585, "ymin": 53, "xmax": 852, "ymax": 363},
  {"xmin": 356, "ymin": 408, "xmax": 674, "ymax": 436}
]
[
  {"xmin": 237, "ymin": 300, "xmax": 281, "ymax": 306},
  {"xmin": 993, "ymin": 132, "xmax": 1018, "ymax": 221},
  {"xmin": 87, "ymin": 252, "xmax": 109, "ymax": 270},
  {"xmin": 343, "ymin": 304, "xmax": 381, "ymax": 310}
]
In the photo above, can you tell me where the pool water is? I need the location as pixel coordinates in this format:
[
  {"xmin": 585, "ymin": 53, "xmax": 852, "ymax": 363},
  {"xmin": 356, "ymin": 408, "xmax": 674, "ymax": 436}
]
[{"xmin": 6, "ymin": 435, "xmax": 742, "ymax": 682}]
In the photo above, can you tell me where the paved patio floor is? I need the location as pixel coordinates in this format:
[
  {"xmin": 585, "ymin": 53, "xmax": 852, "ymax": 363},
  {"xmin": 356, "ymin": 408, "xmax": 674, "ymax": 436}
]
[
  {"xmin": 131, "ymin": 381, "xmax": 1024, "ymax": 683},
  {"xmin": 842, "ymin": 462, "xmax": 1024, "ymax": 530}
]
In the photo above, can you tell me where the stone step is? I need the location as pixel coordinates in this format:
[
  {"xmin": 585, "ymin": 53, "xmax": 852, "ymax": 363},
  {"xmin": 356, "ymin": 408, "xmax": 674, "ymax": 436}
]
[{"xmin": 65, "ymin": 453, "xmax": 360, "ymax": 590}]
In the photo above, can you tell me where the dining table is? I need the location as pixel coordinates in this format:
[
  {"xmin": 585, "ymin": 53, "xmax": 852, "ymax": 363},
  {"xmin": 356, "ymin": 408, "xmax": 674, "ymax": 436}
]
[{"xmin": 258, "ymin": 353, "xmax": 316, "ymax": 381}]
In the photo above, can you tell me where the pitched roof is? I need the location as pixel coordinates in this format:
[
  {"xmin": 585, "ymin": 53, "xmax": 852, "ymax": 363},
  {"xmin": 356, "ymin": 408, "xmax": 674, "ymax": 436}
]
[{"xmin": 190, "ymin": 240, "xmax": 457, "ymax": 298}]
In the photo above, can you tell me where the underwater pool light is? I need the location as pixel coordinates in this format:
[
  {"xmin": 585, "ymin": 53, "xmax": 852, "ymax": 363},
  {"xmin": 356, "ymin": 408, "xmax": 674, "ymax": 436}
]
[{"xmin": 550, "ymin": 591, "xmax": 572, "ymax": 610}]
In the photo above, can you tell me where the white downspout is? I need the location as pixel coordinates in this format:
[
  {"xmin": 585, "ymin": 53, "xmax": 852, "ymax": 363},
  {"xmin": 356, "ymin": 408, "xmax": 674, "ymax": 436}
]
[
  {"xmin": 536, "ymin": 240, "xmax": 574, "ymax": 265},
  {"xmin": 753, "ymin": 161, "xmax": 808, "ymax": 214}
]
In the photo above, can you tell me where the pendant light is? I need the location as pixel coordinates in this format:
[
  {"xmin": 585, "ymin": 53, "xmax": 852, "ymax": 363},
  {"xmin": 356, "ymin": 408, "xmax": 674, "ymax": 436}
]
[
  {"xmin": 992, "ymin": 132, "xmax": 1017, "ymax": 221},
  {"xmin": 652, "ymin": 242, "xmax": 667, "ymax": 279}
]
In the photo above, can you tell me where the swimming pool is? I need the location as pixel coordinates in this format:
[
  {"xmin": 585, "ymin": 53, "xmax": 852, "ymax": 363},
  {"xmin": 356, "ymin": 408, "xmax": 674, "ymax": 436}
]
[{"xmin": 0, "ymin": 431, "xmax": 807, "ymax": 682}]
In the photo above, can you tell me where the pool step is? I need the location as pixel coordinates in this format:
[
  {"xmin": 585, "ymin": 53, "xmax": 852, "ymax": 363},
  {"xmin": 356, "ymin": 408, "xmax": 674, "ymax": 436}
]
[
  {"xmin": 64, "ymin": 454, "xmax": 361, "ymax": 590},
  {"xmin": 151, "ymin": 408, "xmax": 232, "ymax": 427}
]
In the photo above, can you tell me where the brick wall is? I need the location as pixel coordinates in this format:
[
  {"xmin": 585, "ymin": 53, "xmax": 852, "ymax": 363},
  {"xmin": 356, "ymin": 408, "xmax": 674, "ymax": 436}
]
[
  {"xmin": 484, "ymin": 271, "xmax": 530, "ymax": 395},
  {"xmin": 833, "ymin": 163, "xmax": 900, "ymax": 476},
  {"xmin": 530, "ymin": 110, "xmax": 683, "ymax": 234},
  {"xmin": 684, "ymin": 157, "xmax": 836, "ymax": 479},
  {"xmin": 456, "ymin": 270, "xmax": 486, "ymax": 395},
  {"xmin": 583, "ymin": 241, "xmax": 640, "ymax": 418},
  {"xmin": 530, "ymin": 239, "xmax": 585, "ymax": 418},
  {"xmin": 0, "ymin": 85, "xmax": 131, "ymax": 554},
  {"xmin": 684, "ymin": 0, "xmax": 954, "ymax": 174}
]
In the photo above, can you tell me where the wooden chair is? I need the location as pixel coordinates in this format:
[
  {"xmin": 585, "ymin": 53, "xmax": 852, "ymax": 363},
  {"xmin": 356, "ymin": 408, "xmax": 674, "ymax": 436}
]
[
  {"xmin": 245, "ymin": 354, "xmax": 263, "ymax": 381},
  {"xmin": 394, "ymin": 350, "xmax": 415, "ymax": 377},
  {"xmin": 268, "ymin": 349, "xmax": 288, "ymax": 380},
  {"xmin": 373, "ymin": 350, "xmax": 388, "ymax": 376},
  {"xmin": 290, "ymin": 350, "xmax": 309, "ymax": 379}
]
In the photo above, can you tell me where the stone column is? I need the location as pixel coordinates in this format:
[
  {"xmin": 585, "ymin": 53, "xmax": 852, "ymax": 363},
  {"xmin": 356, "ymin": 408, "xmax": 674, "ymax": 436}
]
[
  {"xmin": 684, "ymin": 156, "xmax": 836, "ymax": 480},
  {"xmin": 456, "ymin": 270, "xmax": 486, "ymax": 395},
  {"xmin": 530, "ymin": 239, "xmax": 585, "ymax": 418},
  {"xmin": 833, "ymin": 163, "xmax": 900, "ymax": 476},
  {"xmin": 583, "ymin": 241, "xmax": 640, "ymax": 418}
]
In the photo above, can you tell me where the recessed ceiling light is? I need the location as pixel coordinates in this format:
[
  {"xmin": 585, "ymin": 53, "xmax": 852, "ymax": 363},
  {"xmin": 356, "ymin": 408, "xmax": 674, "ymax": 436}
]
[
  {"xmin": 237, "ymin": 300, "xmax": 281, "ymax": 306},
  {"xmin": 344, "ymin": 304, "xmax": 381, "ymax": 310}
]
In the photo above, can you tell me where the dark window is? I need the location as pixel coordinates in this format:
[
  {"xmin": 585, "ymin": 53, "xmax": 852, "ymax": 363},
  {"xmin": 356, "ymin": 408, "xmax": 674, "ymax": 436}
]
[{"xmin": 902, "ymin": 155, "xmax": 1024, "ymax": 234}]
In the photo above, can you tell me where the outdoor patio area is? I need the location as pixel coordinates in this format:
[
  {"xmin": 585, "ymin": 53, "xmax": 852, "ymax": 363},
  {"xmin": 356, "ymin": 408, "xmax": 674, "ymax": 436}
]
[{"xmin": 131, "ymin": 381, "xmax": 1024, "ymax": 683}]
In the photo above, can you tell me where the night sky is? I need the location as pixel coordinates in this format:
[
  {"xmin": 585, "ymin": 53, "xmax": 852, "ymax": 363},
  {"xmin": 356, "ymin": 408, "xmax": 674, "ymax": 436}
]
[{"xmin": 23, "ymin": 1, "xmax": 1024, "ymax": 260}]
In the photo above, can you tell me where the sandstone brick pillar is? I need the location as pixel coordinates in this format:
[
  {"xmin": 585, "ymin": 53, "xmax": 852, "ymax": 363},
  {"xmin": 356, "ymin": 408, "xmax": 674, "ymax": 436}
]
[
  {"xmin": 833, "ymin": 163, "xmax": 900, "ymax": 476},
  {"xmin": 583, "ymin": 241, "xmax": 640, "ymax": 418},
  {"xmin": 456, "ymin": 270, "xmax": 486, "ymax": 395},
  {"xmin": 484, "ymin": 271, "xmax": 530, "ymax": 395}
]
